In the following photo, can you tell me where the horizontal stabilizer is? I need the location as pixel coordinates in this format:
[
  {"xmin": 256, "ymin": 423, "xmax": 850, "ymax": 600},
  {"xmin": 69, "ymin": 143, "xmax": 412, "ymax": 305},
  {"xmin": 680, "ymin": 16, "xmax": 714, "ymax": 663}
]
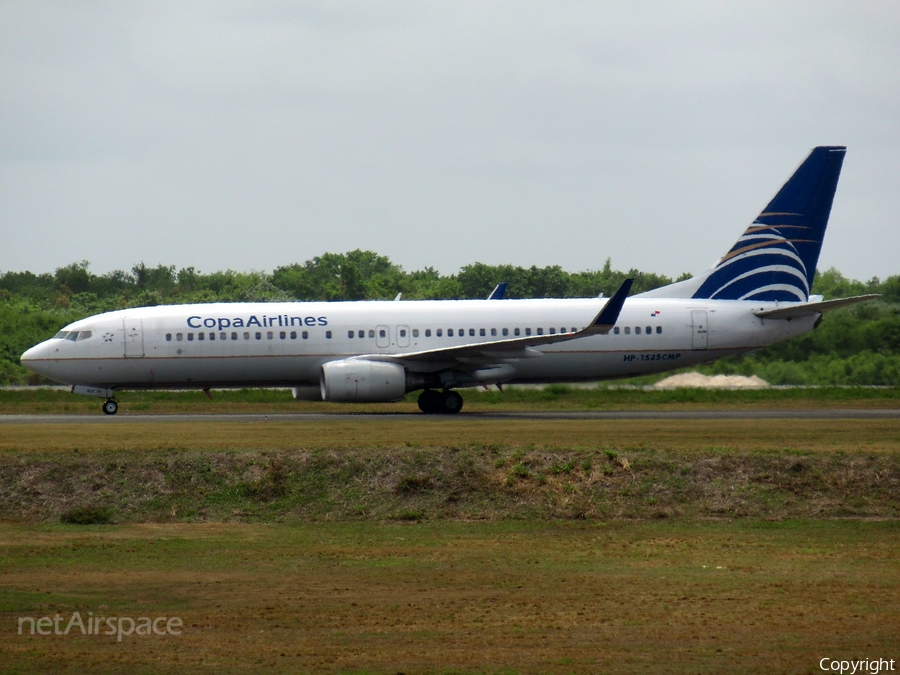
[{"xmin": 754, "ymin": 294, "xmax": 879, "ymax": 320}]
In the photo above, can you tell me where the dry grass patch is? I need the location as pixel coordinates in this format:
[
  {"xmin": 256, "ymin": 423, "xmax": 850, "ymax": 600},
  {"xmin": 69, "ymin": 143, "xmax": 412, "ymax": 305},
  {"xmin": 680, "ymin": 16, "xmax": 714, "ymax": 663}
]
[
  {"xmin": 1, "ymin": 521, "xmax": 898, "ymax": 674},
  {"xmin": 2, "ymin": 418, "xmax": 900, "ymax": 454}
]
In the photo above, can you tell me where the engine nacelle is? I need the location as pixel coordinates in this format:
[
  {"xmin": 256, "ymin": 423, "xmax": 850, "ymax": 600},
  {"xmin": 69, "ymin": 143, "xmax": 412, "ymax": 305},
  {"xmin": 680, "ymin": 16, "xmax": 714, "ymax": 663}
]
[{"xmin": 320, "ymin": 360, "xmax": 408, "ymax": 403}]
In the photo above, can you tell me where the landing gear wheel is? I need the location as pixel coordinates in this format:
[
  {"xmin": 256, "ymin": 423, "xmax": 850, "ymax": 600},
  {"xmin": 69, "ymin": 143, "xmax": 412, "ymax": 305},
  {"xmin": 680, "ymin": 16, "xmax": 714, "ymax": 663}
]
[
  {"xmin": 102, "ymin": 399, "xmax": 118, "ymax": 415},
  {"xmin": 417, "ymin": 389, "xmax": 442, "ymax": 414},
  {"xmin": 439, "ymin": 390, "xmax": 463, "ymax": 414},
  {"xmin": 417, "ymin": 389, "xmax": 463, "ymax": 414}
]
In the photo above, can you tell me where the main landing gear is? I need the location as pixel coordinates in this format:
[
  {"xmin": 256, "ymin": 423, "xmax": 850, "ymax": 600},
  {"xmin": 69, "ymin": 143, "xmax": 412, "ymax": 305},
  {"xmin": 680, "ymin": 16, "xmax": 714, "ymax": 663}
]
[
  {"xmin": 417, "ymin": 389, "xmax": 463, "ymax": 414},
  {"xmin": 102, "ymin": 399, "xmax": 118, "ymax": 415}
]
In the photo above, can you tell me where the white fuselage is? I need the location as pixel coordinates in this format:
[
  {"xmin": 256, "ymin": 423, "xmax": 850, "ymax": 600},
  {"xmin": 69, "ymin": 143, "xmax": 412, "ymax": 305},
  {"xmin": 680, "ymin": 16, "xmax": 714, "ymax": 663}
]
[{"xmin": 21, "ymin": 297, "xmax": 815, "ymax": 390}]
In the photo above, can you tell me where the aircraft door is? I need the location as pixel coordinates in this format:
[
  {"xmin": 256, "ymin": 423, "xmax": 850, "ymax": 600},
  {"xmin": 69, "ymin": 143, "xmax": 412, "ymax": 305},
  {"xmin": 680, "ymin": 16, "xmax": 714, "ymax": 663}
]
[
  {"xmin": 396, "ymin": 325, "xmax": 410, "ymax": 348},
  {"xmin": 376, "ymin": 325, "xmax": 390, "ymax": 348},
  {"xmin": 123, "ymin": 317, "xmax": 144, "ymax": 358},
  {"xmin": 691, "ymin": 310, "xmax": 708, "ymax": 350}
]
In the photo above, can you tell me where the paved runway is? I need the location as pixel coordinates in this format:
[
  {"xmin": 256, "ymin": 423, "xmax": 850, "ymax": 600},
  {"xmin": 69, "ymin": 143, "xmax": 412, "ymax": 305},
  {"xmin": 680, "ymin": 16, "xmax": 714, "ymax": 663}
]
[{"xmin": 2, "ymin": 409, "xmax": 899, "ymax": 424}]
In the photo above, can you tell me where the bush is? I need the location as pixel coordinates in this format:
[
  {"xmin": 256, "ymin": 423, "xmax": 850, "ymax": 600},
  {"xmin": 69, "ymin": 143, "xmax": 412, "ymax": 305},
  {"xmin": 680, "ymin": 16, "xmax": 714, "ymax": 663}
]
[{"xmin": 60, "ymin": 506, "xmax": 114, "ymax": 525}]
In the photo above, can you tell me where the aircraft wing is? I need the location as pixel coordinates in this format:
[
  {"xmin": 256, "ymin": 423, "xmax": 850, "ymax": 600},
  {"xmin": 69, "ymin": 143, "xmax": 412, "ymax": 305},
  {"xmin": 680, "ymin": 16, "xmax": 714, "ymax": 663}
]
[
  {"xmin": 359, "ymin": 279, "xmax": 633, "ymax": 367},
  {"xmin": 753, "ymin": 294, "xmax": 879, "ymax": 321}
]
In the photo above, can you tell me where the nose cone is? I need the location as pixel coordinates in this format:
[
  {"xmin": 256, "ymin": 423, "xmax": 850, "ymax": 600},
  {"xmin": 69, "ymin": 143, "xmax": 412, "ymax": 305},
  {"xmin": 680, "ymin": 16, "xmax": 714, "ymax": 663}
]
[{"xmin": 20, "ymin": 341, "xmax": 49, "ymax": 374}]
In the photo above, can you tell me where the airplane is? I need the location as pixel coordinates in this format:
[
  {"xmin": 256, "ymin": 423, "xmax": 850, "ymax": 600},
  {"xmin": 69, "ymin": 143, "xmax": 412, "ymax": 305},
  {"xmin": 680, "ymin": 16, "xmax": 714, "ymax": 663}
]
[{"xmin": 20, "ymin": 146, "xmax": 877, "ymax": 415}]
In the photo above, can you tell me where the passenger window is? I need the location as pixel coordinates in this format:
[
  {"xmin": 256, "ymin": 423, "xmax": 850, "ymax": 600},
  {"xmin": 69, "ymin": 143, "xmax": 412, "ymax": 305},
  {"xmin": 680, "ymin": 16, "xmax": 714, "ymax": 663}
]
[
  {"xmin": 290, "ymin": 331, "xmax": 297, "ymax": 339},
  {"xmin": 525, "ymin": 328, "xmax": 532, "ymax": 336},
  {"xmin": 624, "ymin": 327, "xmax": 631, "ymax": 335},
  {"xmin": 302, "ymin": 331, "xmax": 308, "ymax": 339},
  {"xmin": 232, "ymin": 332, "xmax": 238, "ymax": 340},
  {"xmin": 280, "ymin": 331, "xmax": 286, "ymax": 339},
  {"xmin": 267, "ymin": 331, "xmax": 274, "ymax": 340},
  {"xmin": 436, "ymin": 328, "xmax": 443, "ymax": 337},
  {"xmin": 166, "ymin": 333, "xmax": 172, "ymax": 341},
  {"xmin": 613, "ymin": 327, "xmax": 620, "ymax": 335},
  {"xmin": 656, "ymin": 326, "xmax": 662, "ymax": 334},
  {"xmin": 502, "ymin": 328, "xmax": 509, "ymax": 336},
  {"xmin": 537, "ymin": 328, "xmax": 543, "ymax": 336},
  {"xmin": 646, "ymin": 326, "xmax": 652, "ymax": 335},
  {"xmin": 448, "ymin": 329, "xmax": 454, "ymax": 337},
  {"xmin": 188, "ymin": 333, "xmax": 194, "ymax": 341},
  {"xmin": 479, "ymin": 328, "xmax": 485, "ymax": 337},
  {"xmin": 491, "ymin": 328, "xmax": 497, "ymax": 336},
  {"xmin": 514, "ymin": 328, "xmax": 520, "ymax": 336},
  {"xmin": 348, "ymin": 330, "xmax": 355, "ymax": 338},
  {"xmin": 176, "ymin": 333, "xmax": 183, "ymax": 341},
  {"xmin": 208, "ymin": 333, "xmax": 214, "ymax": 341},
  {"xmin": 220, "ymin": 332, "xmax": 227, "ymax": 340},
  {"xmin": 325, "ymin": 331, "xmax": 332, "ymax": 339},
  {"xmin": 425, "ymin": 329, "xmax": 432, "ymax": 337},
  {"xmin": 198, "ymin": 332, "xmax": 205, "ymax": 341},
  {"xmin": 244, "ymin": 332, "xmax": 250, "ymax": 340},
  {"xmin": 400, "ymin": 329, "xmax": 407, "ymax": 337},
  {"xmin": 358, "ymin": 330, "xmax": 365, "ymax": 338},
  {"xmin": 469, "ymin": 328, "xmax": 475, "ymax": 337},
  {"xmin": 379, "ymin": 329, "xmax": 387, "ymax": 338},
  {"xmin": 636, "ymin": 326, "xmax": 641, "ymax": 335},
  {"xmin": 412, "ymin": 329, "xmax": 419, "ymax": 338},
  {"xmin": 255, "ymin": 332, "xmax": 262, "ymax": 340},
  {"xmin": 368, "ymin": 329, "xmax": 375, "ymax": 338},
  {"xmin": 549, "ymin": 327, "xmax": 556, "ymax": 335}
]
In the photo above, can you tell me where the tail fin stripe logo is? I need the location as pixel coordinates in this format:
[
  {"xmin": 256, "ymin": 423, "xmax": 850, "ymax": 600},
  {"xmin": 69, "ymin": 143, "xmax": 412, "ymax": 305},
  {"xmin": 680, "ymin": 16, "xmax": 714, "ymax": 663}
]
[
  {"xmin": 711, "ymin": 264, "xmax": 810, "ymax": 301},
  {"xmin": 744, "ymin": 224, "xmax": 813, "ymax": 233},
  {"xmin": 719, "ymin": 239, "xmax": 808, "ymax": 271},
  {"xmin": 720, "ymin": 239, "xmax": 818, "ymax": 264},
  {"xmin": 739, "ymin": 284, "xmax": 808, "ymax": 301}
]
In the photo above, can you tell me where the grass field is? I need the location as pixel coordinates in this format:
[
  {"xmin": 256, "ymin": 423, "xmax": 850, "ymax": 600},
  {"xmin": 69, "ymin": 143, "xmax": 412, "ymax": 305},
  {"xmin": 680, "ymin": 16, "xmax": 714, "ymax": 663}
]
[
  {"xmin": 2, "ymin": 520, "xmax": 899, "ymax": 674},
  {"xmin": 1, "ymin": 392, "xmax": 899, "ymax": 673}
]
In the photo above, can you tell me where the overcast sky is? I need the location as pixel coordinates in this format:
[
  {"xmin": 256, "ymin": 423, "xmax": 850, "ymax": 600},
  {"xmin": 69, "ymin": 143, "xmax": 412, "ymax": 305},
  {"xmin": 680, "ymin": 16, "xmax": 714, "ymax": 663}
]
[{"xmin": 1, "ymin": 1, "xmax": 898, "ymax": 284}]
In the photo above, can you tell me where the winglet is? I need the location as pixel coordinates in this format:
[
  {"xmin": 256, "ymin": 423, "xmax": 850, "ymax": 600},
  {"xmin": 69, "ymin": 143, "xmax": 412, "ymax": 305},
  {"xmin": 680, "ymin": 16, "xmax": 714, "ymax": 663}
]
[
  {"xmin": 584, "ymin": 278, "xmax": 633, "ymax": 334},
  {"xmin": 487, "ymin": 282, "xmax": 508, "ymax": 300}
]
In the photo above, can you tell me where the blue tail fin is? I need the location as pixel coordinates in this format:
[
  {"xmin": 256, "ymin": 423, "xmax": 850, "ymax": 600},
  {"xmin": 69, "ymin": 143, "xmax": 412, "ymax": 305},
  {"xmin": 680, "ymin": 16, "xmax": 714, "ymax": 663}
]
[{"xmin": 689, "ymin": 146, "xmax": 846, "ymax": 302}]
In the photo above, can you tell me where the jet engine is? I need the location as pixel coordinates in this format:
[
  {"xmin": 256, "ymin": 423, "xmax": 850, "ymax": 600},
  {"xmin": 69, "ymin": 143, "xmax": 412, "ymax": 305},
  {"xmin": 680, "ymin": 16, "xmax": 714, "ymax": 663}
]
[{"xmin": 320, "ymin": 359, "xmax": 409, "ymax": 403}]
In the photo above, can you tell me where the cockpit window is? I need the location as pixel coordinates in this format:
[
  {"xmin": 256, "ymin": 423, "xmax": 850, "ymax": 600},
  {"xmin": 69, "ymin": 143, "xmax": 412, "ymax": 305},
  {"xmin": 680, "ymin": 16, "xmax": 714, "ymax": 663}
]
[
  {"xmin": 66, "ymin": 332, "xmax": 79, "ymax": 341},
  {"xmin": 54, "ymin": 331, "xmax": 70, "ymax": 339},
  {"xmin": 77, "ymin": 331, "xmax": 92, "ymax": 341}
]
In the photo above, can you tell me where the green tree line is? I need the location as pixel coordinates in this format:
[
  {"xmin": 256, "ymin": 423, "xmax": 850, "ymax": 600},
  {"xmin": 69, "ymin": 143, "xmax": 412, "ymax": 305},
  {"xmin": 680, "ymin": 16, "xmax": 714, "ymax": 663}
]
[{"xmin": 1, "ymin": 251, "xmax": 897, "ymax": 386}]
